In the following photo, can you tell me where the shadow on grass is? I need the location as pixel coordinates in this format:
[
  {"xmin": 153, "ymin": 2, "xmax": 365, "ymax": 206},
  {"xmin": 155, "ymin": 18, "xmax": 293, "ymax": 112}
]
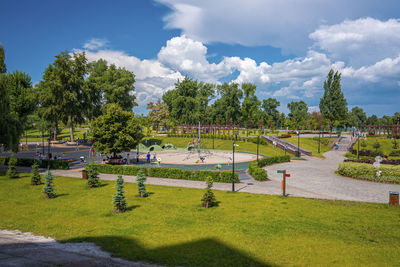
[
  {"xmin": 125, "ymin": 205, "xmax": 140, "ymax": 211},
  {"xmin": 64, "ymin": 235, "xmax": 272, "ymax": 267},
  {"xmin": 55, "ymin": 193, "xmax": 69, "ymax": 198}
]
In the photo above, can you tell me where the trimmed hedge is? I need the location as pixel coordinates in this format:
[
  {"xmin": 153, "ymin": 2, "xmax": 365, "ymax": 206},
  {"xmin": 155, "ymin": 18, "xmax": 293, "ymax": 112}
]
[
  {"xmin": 166, "ymin": 133, "xmax": 268, "ymax": 145},
  {"xmin": 337, "ymin": 162, "xmax": 400, "ymax": 184},
  {"xmin": 248, "ymin": 155, "xmax": 291, "ymax": 181},
  {"xmin": 88, "ymin": 163, "xmax": 239, "ymax": 183},
  {"xmin": 0, "ymin": 156, "xmax": 69, "ymax": 170}
]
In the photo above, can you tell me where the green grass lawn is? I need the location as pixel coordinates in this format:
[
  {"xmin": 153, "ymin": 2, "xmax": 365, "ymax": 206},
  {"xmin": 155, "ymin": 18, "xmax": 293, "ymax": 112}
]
[
  {"xmin": 1, "ymin": 174, "xmax": 399, "ymax": 266},
  {"xmin": 353, "ymin": 137, "xmax": 400, "ymax": 159},
  {"xmin": 21, "ymin": 127, "xmax": 88, "ymax": 142},
  {"xmin": 143, "ymin": 136, "xmax": 288, "ymax": 157},
  {"xmin": 283, "ymin": 137, "xmax": 334, "ymax": 158}
]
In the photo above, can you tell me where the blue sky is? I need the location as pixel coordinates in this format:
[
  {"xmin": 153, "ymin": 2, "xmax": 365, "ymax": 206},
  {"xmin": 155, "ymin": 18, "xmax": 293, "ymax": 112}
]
[{"xmin": 1, "ymin": 0, "xmax": 400, "ymax": 117}]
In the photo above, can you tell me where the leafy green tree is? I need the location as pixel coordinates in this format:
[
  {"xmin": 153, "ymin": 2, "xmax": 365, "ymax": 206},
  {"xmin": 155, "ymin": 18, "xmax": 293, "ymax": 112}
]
[
  {"xmin": 211, "ymin": 83, "xmax": 243, "ymax": 125},
  {"xmin": 113, "ymin": 175, "xmax": 127, "ymax": 212},
  {"xmin": 38, "ymin": 51, "xmax": 87, "ymax": 142},
  {"xmin": 372, "ymin": 140, "xmax": 381, "ymax": 152},
  {"xmin": 42, "ymin": 169, "xmax": 56, "ymax": 198},
  {"xmin": 319, "ymin": 69, "xmax": 348, "ymax": 133},
  {"xmin": 90, "ymin": 104, "xmax": 143, "ymax": 158},
  {"xmin": 348, "ymin": 106, "xmax": 367, "ymax": 127},
  {"xmin": 30, "ymin": 161, "xmax": 41, "ymax": 185},
  {"xmin": 367, "ymin": 115, "xmax": 379, "ymax": 125},
  {"xmin": 147, "ymin": 99, "xmax": 169, "ymax": 133},
  {"xmin": 0, "ymin": 44, "xmax": 6, "ymax": 74},
  {"xmin": 136, "ymin": 170, "xmax": 148, "ymax": 197},
  {"xmin": 240, "ymin": 83, "xmax": 261, "ymax": 133},
  {"xmin": 7, "ymin": 156, "xmax": 18, "ymax": 178},
  {"xmin": 262, "ymin": 98, "xmax": 280, "ymax": 129},
  {"xmin": 287, "ymin": 101, "xmax": 308, "ymax": 129},
  {"xmin": 87, "ymin": 163, "xmax": 100, "ymax": 188},
  {"xmin": 201, "ymin": 177, "xmax": 216, "ymax": 208}
]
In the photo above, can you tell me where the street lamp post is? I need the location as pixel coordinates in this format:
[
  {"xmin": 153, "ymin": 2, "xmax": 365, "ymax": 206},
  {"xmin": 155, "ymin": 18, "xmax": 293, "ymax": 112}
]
[
  {"xmin": 257, "ymin": 135, "xmax": 260, "ymax": 162},
  {"xmin": 42, "ymin": 127, "xmax": 44, "ymax": 156},
  {"xmin": 232, "ymin": 131, "xmax": 239, "ymax": 192},
  {"xmin": 297, "ymin": 128, "xmax": 301, "ymax": 157},
  {"xmin": 318, "ymin": 130, "xmax": 321, "ymax": 154}
]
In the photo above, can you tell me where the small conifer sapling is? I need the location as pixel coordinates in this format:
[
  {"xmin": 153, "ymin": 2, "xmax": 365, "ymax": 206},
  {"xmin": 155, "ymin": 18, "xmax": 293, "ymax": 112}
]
[
  {"xmin": 201, "ymin": 177, "xmax": 216, "ymax": 208},
  {"xmin": 42, "ymin": 169, "xmax": 56, "ymax": 198},
  {"xmin": 136, "ymin": 170, "xmax": 148, "ymax": 197},
  {"xmin": 113, "ymin": 175, "xmax": 127, "ymax": 212},
  {"xmin": 7, "ymin": 156, "xmax": 18, "ymax": 178},
  {"xmin": 87, "ymin": 164, "xmax": 100, "ymax": 188},
  {"xmin": 31, "ymin": 161, "xmax": 41, "ymax": 185}
]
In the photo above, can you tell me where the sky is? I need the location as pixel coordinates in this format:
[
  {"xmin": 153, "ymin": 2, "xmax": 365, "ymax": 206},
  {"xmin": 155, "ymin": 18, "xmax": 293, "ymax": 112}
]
[{"xmin": 1, "ymin": 0, "xmax": 400, "ymax": 117}]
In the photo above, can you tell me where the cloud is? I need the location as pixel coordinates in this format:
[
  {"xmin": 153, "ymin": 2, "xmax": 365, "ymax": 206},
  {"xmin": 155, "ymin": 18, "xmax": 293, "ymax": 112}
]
[
  {"xmin": 156, "ymin": 0, "xmax": 400, "ymax": 54},
  {"xmin": 310, "ymin": 18, "xmax": 400, "ymax": 67},
  {"xmin": 83, "ymin": 38, "xmax": 108, "ymax": 50}
]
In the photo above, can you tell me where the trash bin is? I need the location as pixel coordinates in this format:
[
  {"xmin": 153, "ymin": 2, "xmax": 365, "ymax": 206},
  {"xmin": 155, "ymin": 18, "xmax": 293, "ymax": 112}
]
[
  {"xmin": 389, "ymin": 191, "xmax": 399, "ymax": 206},
  {"xmin": 82, "ymin": 170, "xmax": 88, "ymax": 180},
  {"xmin": 295, "ymin": 151, "xmax": 301, "ymax": 157}
]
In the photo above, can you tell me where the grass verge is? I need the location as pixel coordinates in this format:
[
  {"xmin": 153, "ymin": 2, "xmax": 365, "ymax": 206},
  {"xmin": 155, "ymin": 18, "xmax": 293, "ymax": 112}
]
[{"xmin": 0, "ymin": 174, "xmax": 399, "ymax": 266}]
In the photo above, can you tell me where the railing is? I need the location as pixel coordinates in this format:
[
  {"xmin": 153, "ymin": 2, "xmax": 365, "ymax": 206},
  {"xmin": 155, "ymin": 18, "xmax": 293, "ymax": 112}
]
[{"xmin": 262, "ymin": 136, "xmax": 312, "ymax": 156}]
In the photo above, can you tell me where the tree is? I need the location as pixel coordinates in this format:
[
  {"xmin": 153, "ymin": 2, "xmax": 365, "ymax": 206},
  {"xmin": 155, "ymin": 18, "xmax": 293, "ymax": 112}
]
[
  {"xmin": 367, "ymin": 115, "xmax": 379, "ymax": 125},
  {"xmin": 86, "ymin": 60, "xmax": 137, "ymax": 112},
  {"xmin": 348, "ymin": 106, "xmax": 367, "ymax": 127},
  {"xmin": 136, "ymin": 170, "xmax": 148, "ymax": 197},
  {"xmin": 201, "ymin": 177, "xmax": 216, "ymax": 208},
  {"xmin": 0, "ymin": 44, "xmax": 6, "ymax": 74},
  {"xmin": 87, "ymin": 163, "xmax": 100, "ymax": 188},
  {"xmin": 287, "ymin": 101, "xmax": 308, "ymax": 129},
  {"xmin": 319, "ymin": 69, "xmax": 348, "ymax": 133},
  {"xmin": 147, "ymin": 99, "xmax": 169, "ymax": 133},
  {"xmin": 30, "ymin": 161, "xmax": 41, "ymax": 185},
  {"xmin": 38, "ymin": 51, "xmax": 87, "ymax": 142},
  {"xmin": 240, "ymin": 83, "xmax": 261, "ymax": 133},
  {"xmin": 113, "ymin": 175, "xmax": 127, "ymax": 212},
  {"xmin": 7, "ymin": 156, "xmax": 18, "ymax": 178},
  {"xmin": 90, "ymin": 104, "xmax": 143, "ymax": 158},
  {"xmin": 372, "ymin": 140, "xmax": 381, "ymax": 152},
  {"xmin": 42, "ymin": 169, "xmax": 56, "ymax": 198},
  {"xmin": 262, "ymin": 98, "xmax": 280, "ymax": 129},
  {"xmin": 307, "ymin": 112, "xmax": 324, "ymax": 130},
  {"xmin": 211, "ymin": 83, "xmax": 243, "ymax": 125}
]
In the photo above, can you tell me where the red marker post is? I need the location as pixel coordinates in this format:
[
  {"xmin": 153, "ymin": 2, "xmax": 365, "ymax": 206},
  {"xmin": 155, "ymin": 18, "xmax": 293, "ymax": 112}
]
[{"xmin": 277, "ymin": 170, "xmax": 290, "ymax": 196}]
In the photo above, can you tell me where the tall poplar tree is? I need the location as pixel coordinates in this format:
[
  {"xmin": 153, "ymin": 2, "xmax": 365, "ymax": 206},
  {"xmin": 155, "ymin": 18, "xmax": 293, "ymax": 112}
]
[{"xmin": 319, "ymin": 69, "xmax": 348, "ymax": 133}]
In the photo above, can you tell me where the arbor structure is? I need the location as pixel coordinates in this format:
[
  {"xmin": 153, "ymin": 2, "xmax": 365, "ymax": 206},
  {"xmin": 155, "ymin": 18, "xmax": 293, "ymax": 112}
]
[
  {"xmin": 113, "ymin": 175, "xmax": 127, "ymax": 212},
  {"xmin": 319, "ymin": 69, "xmax": 348, "ymax": 133},
  {"xmin": 90, "ymin": 104, "xmax": 143, "ymax": 157}
]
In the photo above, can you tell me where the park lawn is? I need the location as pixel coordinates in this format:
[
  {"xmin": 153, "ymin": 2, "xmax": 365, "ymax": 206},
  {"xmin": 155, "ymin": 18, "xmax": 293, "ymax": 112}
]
[
  {"xmin": 21, "ymin": 127, "xmax": 88, "ymax": 142},
  {"xmin": 0, "ymin": 174, "xmax": 399, "ymax": 266},
  {"xmin": 144, "ymin": 136, "xmax": 288, "ymax": 157},
  {"xmin": 283, "ymin": 137, "xmax": 334, "ymax": 158},
  {"xmin": 353, "ymin": 136, "xmax": 400, "ymax": 159}
]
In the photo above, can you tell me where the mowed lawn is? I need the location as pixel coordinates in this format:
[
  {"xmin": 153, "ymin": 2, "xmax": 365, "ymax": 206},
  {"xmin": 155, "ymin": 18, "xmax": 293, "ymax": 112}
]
[
  {"xmin": 353, "ymin": 136, "xmax": 400, "ymax": 159},
  {"xmin": 144, "ymin": 136, "xmax": 288, "ymax": 157},
  {"xmin": 1, "ymin": 174, "xmax": 399, "ymax": 266},
  {"xmin": 283, "ymin": 137, "xmax": 334, "ymax": 158}
]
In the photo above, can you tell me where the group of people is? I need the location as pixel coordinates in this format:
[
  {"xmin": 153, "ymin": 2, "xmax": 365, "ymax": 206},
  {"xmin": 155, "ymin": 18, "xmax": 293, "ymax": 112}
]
[{"xmin": 146, "ymin": 152, "xmax": 161, "ymax": 164}]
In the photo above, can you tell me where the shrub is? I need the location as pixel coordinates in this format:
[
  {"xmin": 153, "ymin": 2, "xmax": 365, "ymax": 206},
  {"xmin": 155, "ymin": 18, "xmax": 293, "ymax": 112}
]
[
  {"xmin": 87, "ymin": 164, "xmax": 101, "ymax": 188},
  {"xmin": 337, "ymin": 162, "xmax": 400, "ymax": 184},
  {"xmin": 0, "ymin": 156, "xmax": 68, "ymax": 169},
  {"xmin": 201, "ymin": 177, "xmax": 216, "ymax": 208},
  {"xmin": 361, "ymin": 140, "xmax": 367, "ymax": 148},
  {"xmin": 42, "ymin": 169, "xmax": 56, "ymax": 198},
  {"xmin": 0, "ymin": 156, "xmax": 6, "ymax": 165},
  {"xmin": 136, "ymin": 170, "xmax": 148, "ymax": 197},
  {"xmin": 30, "ymin": 162, "xmax": 41, "ymax": 185},
  {"xmin": 89, "ymin": 163, "xmax": 239, "ymax": 183},
  {"xmin": 392, "ymin": 139, "xmax": 399, "ymax": 149},
  {"xmin": 113, "ymin": 175, "xmax": 127, "ymax": 212},
  {"xmin": 7, "ymin": 156, "xmax": 18, "ymax": 178},
  {"xmin": 248, "ymin": 155, "xmax": 291, "ymax": 181},
  {"xmin": 372, "ymin": 141, "xmax": 381, "ymax": 152},
  {"xmin": 389, "ymin": 150, "xmax": 400, "ymax": 157}
]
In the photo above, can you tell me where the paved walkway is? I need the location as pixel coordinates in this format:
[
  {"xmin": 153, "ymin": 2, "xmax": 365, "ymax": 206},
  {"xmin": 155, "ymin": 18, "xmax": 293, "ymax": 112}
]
[{"xmin": 0, "ymin": 230, "xmax": 157, "ymax": 267}]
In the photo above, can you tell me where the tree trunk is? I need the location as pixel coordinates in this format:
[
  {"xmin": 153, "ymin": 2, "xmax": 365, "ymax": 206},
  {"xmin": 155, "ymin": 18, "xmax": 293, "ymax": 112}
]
[
  {"xmin": 53, "ymin": 122, "xmax": 58, "ymax": 141},
  {"xmin": 69, "ymin": 115, "xmax": 74, "ymax": 142}
]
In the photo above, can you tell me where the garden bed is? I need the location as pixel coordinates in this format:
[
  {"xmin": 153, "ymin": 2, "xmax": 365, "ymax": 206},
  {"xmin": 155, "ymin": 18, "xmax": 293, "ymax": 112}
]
[{"xmin": 337, "ymin": 162, "xmax": 400, "ymax": 184}]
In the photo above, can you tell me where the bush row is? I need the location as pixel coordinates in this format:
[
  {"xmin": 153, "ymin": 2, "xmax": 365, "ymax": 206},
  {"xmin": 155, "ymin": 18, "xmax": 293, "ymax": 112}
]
[
  {"xmin": 337, "ymin": 162, "xmax": 400, "ymax": 184},
  {"xmin": 88, "ymin": 163, "xmax": 239, "ymax": 183},
  {"xmin": 351, "ymin": 149, "xmax": 387, "ymax": 158},
  {"xmin": 167, "ymin": 133, "xmax": 269, "ymax": 145},
  {"xmin": 248, "ymin": 155, "xmax": 291, "ymax": 181},
  {"xmin": 344, "ymin": 158, "xmax": 400, "ymax": 165},
  {"xmin": 0, "ymin": 156, "xmax": 69, "ymax": 169}
]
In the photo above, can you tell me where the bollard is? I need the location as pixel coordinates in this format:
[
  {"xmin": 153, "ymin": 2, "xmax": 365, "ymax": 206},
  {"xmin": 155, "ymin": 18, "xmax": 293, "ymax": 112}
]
[{"xmin": 389, "ymin": 191, "xmax": 399, "ymax": 206}]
